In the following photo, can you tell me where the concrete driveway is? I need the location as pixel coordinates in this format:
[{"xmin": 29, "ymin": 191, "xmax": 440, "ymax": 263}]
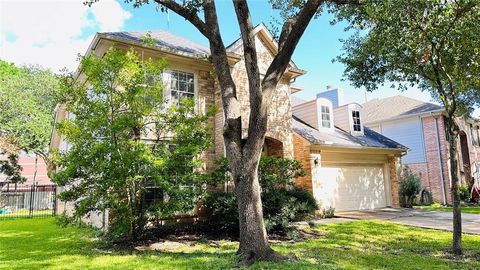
[{"xmin": 337, "ymin": 208, "xmax": 480, "ymax": 235}]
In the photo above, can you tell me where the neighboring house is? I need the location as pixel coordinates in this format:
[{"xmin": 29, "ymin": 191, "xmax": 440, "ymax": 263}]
[
  {"xmin": 292, "ymin": 88, "xmax": 407, "ymax": 212},
  {"xmin": 49, "ymin": 24, "xmax": 305, "ymax": 227},
  {"xmin": 0, "ymin": 152, "xmax": 51, "ymax": 186},
  {"xmin": 362, "ymin": 95, "xmax": 480, "ymax": 204}
]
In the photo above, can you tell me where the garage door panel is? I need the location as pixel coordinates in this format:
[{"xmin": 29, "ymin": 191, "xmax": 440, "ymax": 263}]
[{"xmin": 314, "ymin": 166, "xmax": 387, "ymax": 212}]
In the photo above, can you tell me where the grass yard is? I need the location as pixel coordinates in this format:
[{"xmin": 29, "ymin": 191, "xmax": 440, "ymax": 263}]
[
  {"xmin": 0, "ymin": 209, "xmax": 53, "ymax": 218},
  {"xmin": 415, "ymin": 203, "xmax": 480, "ymax": 214},
  {"xmin": 1, "ymin": 218, "xmax": 479, "ymax": 270}
]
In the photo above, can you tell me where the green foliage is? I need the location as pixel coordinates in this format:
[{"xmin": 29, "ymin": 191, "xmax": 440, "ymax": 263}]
[
  {"xmin": 205, "ymin": 187, "xmax": 318, "ymax": 233},
  {"xmin": 0, "ymin": 153, "xmax": 27, "ymax": 183},
  {"xmin": 419, "ymin": 188, "xmax": 433, "ymax": 206},
  {"xmin": 209, "ymin": 155, "xmax": 305, "ymax": 192},
  {"xmin": 333, "ymin": 0, "xmax": 480, "ymax": 116},
  {"xmin": 206, "ymin": 156, "xmax": 316, "ymax": 232},
  {"xmin": 262, "ymin": 187, "xmax": 318, "ymax": 231},
  {"xmin": 459, "ymin": 184, "xmax": 472, "ymax": 202},
  {"xmin": 0, "ymin": 59, "xmax": 60, "ymax": 156},
  {"xmin": 204, "ymin": 192, "xmax": 238, "ymax": 229},
  {"xmin": 53, "ymin": 47, "xmax": 213, "ymax": 240},
  {"xmin": 399, "ymin": 167, "xmax": 421, "ymax": 208},
  {"xmin": 319, "ymin": 206, "xmax": 335, "ymax": 219},
  {"xmin": 259, "ymin": 154, "xmax": 306, "ymax": 192}
]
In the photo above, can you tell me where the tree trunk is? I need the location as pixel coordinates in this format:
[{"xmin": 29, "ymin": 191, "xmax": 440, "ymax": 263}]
[
  {"xmin": 233, "ymin": 157, "xmax": 281, "ymax": 264},
  {"xmin": 447, "ymin": 117, "xmax": 462, "ymax": 255}
]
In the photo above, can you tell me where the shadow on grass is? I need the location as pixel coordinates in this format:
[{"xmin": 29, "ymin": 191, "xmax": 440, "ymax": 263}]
[{"xmin": 1, "ymin": 218, "xmax": 479, "ymax": 270}]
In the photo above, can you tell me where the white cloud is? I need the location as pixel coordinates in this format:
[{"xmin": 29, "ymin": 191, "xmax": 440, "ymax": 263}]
[{"xmin": 0, "ymin": 0, "xmax": 131, "ymax": 72}]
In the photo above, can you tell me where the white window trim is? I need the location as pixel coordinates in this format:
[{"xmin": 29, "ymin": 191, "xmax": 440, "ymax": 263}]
[
  {"xmin": 162, "ymin": 69, "xmax": 198, "ymax": 111},
  {"xmin": 349, "ymin": 108, "xmax": 364, "ymax": 135},
  {"xmin": 320, "ymin": 105, "xmax": 332, "ymax": 129},
  {"xmin": 316, "ymin": 98, "xmax": 334, "ymax": 132}
]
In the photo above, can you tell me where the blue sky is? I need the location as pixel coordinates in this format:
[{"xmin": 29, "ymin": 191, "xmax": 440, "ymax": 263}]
[
  {"xmin": 0, "ymin": 0, "xmax": 467, "ymax": 108},
  {"xmin": 117, "ymin": 1, "xmax": 434, "ymax": 105}
]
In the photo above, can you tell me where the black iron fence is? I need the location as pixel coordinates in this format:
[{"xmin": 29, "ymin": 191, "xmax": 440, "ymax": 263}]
[{"xmin": 0, "ymin": 183, "xmax": 57, "ymax": 219}]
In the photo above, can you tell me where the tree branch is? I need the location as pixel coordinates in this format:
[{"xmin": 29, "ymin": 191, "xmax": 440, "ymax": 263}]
[
  {"xmin": 232, "ymin": 0, "xmax": 266, "ymax": 151},
  {"xmin": 202, "ymin": 0, "xmax": 243, "ymax": 166},
  {"xmin": 154, "ymin": 0, "xmax": 210, "ymax": 38},
  {"xmin": 262, "ymin": 0, "xmax": 324, "ymax": 97}
]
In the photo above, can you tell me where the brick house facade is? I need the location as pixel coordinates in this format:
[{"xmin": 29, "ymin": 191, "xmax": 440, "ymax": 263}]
[{"xmin": 363, "ymin": 96, "xmax": 480, "ymax": 204}]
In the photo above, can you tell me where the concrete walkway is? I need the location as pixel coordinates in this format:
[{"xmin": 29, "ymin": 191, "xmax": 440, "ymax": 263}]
[{"xmin": 336, "ymin": 208, "xmax": 480, "ymax": 235}]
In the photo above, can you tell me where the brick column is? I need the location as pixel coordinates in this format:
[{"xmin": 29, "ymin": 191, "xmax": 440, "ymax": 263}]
[{"xmin": 388, "ymin": 156, "xmax": 401, "ymax": 208}]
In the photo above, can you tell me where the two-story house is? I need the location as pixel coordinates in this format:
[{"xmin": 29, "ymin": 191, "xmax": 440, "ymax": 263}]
[
  {"xmin": 363, "ymin": 95, "xmax": 480, "ymax": 204},
  {"xmin": 50, "ymin": 24, "xmax": 306, "ymax": 226},
  {"xmin": 292, "ymin": 88, "xmax": 407, "ymax": 212}
]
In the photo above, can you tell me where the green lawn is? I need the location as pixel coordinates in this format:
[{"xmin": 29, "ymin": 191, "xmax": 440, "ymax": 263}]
[
  {"xmin": 0, "ymin": 209, "xmax": 53, "ymax": 218},
  {"xmin": 1, "ymin": 218, "xmax": 479, "ymax": 270},
  {"xmin": 415, "ymin": 203, "xmax": 480, "ymax": 214}
]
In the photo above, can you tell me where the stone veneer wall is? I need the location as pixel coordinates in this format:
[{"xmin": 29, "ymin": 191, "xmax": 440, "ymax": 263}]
[
  {"xmin": 213, "ymin": 35, "xmax": 295, "ymax": 160},
  {"xmin": 197, "ymin": 70, "xmax": 217, "ymax": 173},
  {"xmin": 388, "ymin": 156, "xmax": 401, "ymax": 208}
]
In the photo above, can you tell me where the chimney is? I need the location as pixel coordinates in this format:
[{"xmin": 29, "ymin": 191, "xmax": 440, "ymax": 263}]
[{"xmin": 316, "ymin": 87, "xmax": 344, "ymax": 108}]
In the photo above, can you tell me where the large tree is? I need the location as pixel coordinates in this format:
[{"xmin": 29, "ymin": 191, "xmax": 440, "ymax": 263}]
[
  {"xmin": 85, "ymin": 0, "xmax": 351, "ymax": 262},
  {"xmin": 0, "ymin": 60, "xmax": 60, "ymax": 179},
  {"xmin": 334, "ymin": 0, "xmax": 480, "ymax": 255}
]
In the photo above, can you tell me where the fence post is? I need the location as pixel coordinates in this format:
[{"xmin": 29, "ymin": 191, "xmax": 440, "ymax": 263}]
[
  {"xmin": 29, "ymin": 184, "xmax": 35, "ymax": 218},
  {"xmin": 52, "ymin": 185, "xmax": 57, "ymax": 216}
]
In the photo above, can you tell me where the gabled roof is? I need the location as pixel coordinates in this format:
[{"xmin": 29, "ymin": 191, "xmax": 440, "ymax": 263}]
[
  {"xmin": 293, "ymin": 116, "xmax": 407, "ymax": 151},
  {"xmin": 101, "ymin": 30, "xmax": 210, "ymax": 59},
  {"xmin": 226, "ymin": 23, "xmax": 300, "ymax": 70},
  {"xmin": 291, "ymin": 96, "xmax": 306, "ymax": 106},
  {"xmin": 362, "ymin": 95, "xmax": 444, "ymax": 124}
]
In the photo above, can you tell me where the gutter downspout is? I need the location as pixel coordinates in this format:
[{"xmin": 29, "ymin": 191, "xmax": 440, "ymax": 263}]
[{"xmin": 433, "ymin": 114, "xmax": 448, "ymax": 205}]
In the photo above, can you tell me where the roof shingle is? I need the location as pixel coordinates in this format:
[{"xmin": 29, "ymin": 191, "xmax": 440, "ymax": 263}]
[
  {"xmin": 362, "ymin": 95, "xmax": 443, "ymax": 124},
  {"xmin": 293, "ymin": 116, "xmax": 407, "ymax": 150},
  {"xmin": 102, "ymin": 30, "xmax": 210, "ymax": 58}
]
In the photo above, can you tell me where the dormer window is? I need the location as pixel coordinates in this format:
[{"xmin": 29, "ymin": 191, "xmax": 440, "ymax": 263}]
[
  {"xmin": 352, "ymin": 110, "xmax": 361, "ymax": 132},
  {"xmin": 315, "ymin": 97, "xmax": 334, "ymax": 131},
  {"xmin": 321, "ymin": 105, "xmax": 331, "ymax": 128}
]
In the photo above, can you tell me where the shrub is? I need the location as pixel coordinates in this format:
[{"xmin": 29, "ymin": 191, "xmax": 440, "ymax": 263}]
[
  {"xmin": 319, "ymin": 207, "xmax": 335, "ymax": 218},
  {"xmin": 204, "ymin": 192, "xmax": 238, "ymax": 230},
  {"xmin": 262, "ymin": 187, "xmax": 318, "ymax": 231},
  {"xmin": 418, "ymin": 188, "xmax": 433, "ymax": 206},
  {"xmin": 399, "ymin": 167, "xmax": 421, "ymax": 208},
  {"xmin": 205, "ymin": 156, "xmax": 317, "ymax": 233},
  {"xmin": 459, "ymin": 184, "xmax": 471, "ymax": 202},
  {"xmin": 208, "ymin": 156, "xmax": 305, "ymax": 192},
  {"xmin": 205, "ymin": 187, "xmax": 318, "ymax": 233}
]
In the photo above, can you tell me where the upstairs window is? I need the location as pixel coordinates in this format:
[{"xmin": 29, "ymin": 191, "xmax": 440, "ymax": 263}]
[
  {"xmin": 352, "ymin": 110, "xmax": 361, "ymax": 132},
  {"xmin": 170, "ymin": 70, "xmax": 195, "ymax": 105},
  {"xmin": 321, "ymin": 105, "xmax": 331, "ymax": 128}
]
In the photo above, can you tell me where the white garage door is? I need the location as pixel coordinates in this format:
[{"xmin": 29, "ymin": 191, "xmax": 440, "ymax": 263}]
[{"xmin": 314, "ymin": 166, "xmax": 387, "ymax": 212}]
